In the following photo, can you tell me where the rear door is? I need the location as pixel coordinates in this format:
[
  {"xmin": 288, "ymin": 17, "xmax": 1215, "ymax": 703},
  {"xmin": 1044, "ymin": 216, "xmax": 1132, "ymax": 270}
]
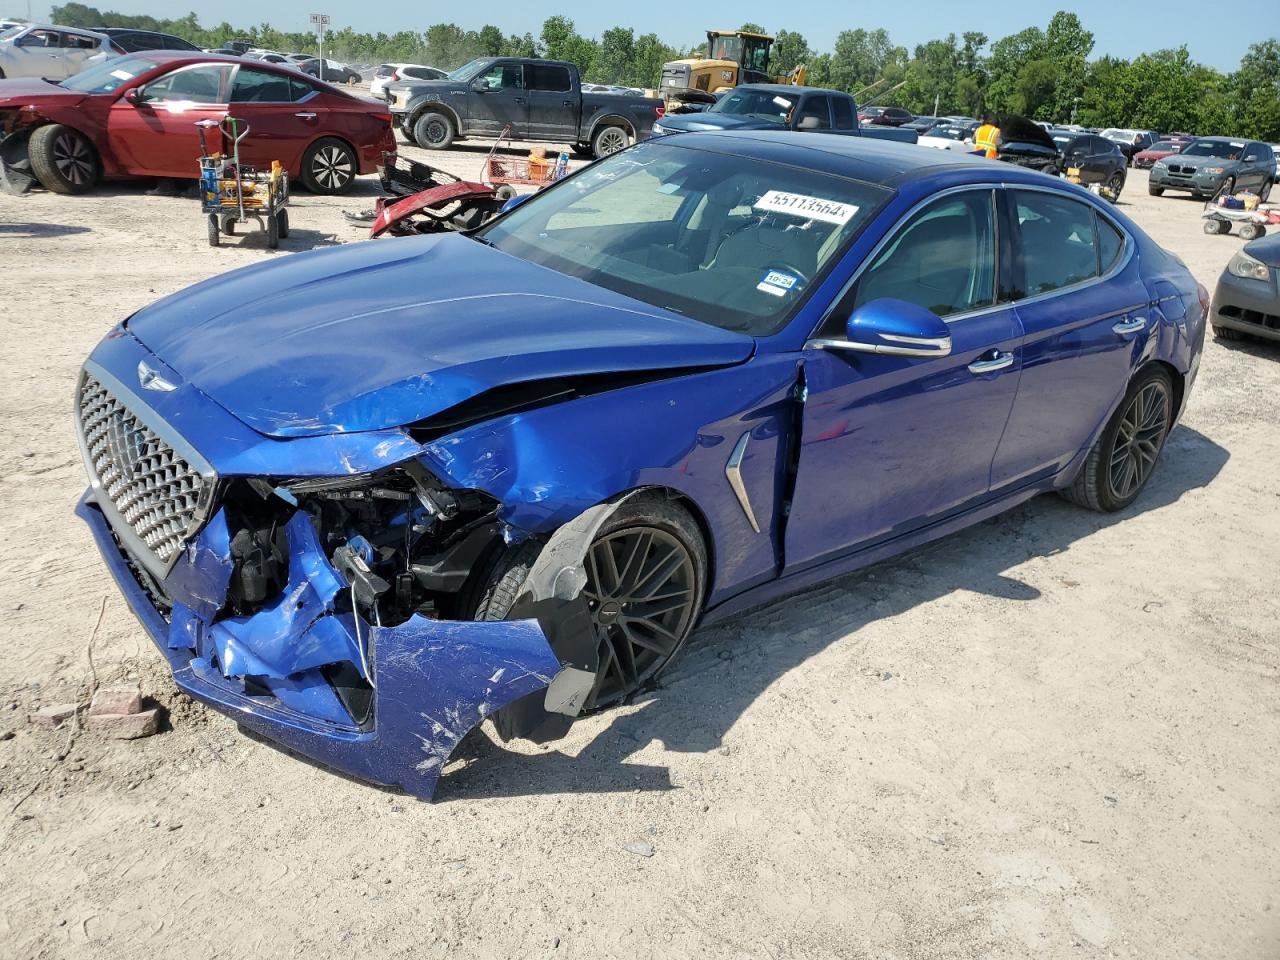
[
  {"xmin": 226, "ymin": 67, "xmax": 316, "ymax": 172},
  {"xmin": 990, "ymin": 187, "xmax": 1152, "ymax": 489},
  {"xmin": 525, "ymin": 63, "xmax": 576, "ymax": 141},
  {"xmin": 59, "ymin": 30, "xmax": 101, "ymax": 74},
  {"xmin": 467, "ymin": 60, "xmax": 527, "ymax": 137},
  {"xmin": 107, "ymin": 62, "xmax": 232, "ymax": 177}
]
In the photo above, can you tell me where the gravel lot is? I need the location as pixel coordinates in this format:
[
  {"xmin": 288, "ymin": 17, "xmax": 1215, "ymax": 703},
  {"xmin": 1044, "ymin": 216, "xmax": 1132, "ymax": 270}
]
[{"xmin": 0, "ymin": 137, "xmax": 1277, "ymax": 960}]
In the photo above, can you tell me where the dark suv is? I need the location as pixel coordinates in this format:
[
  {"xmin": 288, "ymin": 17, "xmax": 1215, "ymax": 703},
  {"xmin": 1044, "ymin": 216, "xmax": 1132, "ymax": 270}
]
[
  {"xmin": 1149, "ymin": 137, "xmax": 1276, "ymax": 200},
  {"xmin": 91, "ymin": 27, "xmax": 199, "ymax": 54}
]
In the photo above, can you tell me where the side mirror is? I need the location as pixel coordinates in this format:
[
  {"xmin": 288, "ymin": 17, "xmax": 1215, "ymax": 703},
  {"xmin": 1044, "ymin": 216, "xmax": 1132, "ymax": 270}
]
[
  {"xmin": 819, "ymin": 298, "xmax": 951, "ymax": 357},
  {"xmin": 471, "ymin": 78, "xmax": 490, "ymax": 93},
  {"xmin": 124, "ymin": 87, "xmax": 145, "ymax": 104}
]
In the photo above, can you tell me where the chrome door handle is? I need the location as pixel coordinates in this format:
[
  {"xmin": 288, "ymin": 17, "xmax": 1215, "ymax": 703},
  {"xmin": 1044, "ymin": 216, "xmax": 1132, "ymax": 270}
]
[
  {"xmin": 294, "ymin": 112, "xmax": 317, "ymax": 119},
  {"xmin": 1112, "ymin": 316, "xmax": 1147, "ymax": 334},
  {"xmin": 968, "ymin": 351, "xmax": 1015, "ymax": 375}
]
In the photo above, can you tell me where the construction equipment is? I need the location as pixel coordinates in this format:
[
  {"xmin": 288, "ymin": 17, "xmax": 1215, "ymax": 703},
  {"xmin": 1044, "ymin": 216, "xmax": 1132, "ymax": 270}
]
[{"xmin": 659, "ymin": 30, "xmax": 807, "ymax": 108}]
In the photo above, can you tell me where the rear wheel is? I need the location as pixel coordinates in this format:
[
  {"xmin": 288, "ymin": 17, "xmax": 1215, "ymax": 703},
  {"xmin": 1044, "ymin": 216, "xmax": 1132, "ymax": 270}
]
[
  {"xmin": 300, "ymin": 137, "xmax": 356, "ymax": 194},
  {"xmin": 591, "ymin": 125, "xmax": 629, "ymax": 159},
  {"xmin": 473, "ymin": 493, "xmax": 707, "ymax": 711},
  {"xmin": 267, "ymin": 212, "xmax": 279, "ymax": 249},
  {"xmin": 28, "ymin": 124, "xmax": 99, "ymax": 194},
  {"xmin": 1259, "ymin": 180, "xmax": 1272, "ymax": 203},
  {"xmin": 1061, "ymin": 366, "xmax": 1173, "ymax": 513},
  {"xmin": 1239, "ymin": 222, "xmax": 1264, "ymax": 241},
  {"xmin": 1215, "ymin": 177, "xmax": 1236, "ymax": 200},
  {"xmin": 1106, "ymin": 171, "xmax": 1125, "ymax": 201},
  {"xmin": 412, "ymin": 111, "xmax": 455, "ymax": 150}
]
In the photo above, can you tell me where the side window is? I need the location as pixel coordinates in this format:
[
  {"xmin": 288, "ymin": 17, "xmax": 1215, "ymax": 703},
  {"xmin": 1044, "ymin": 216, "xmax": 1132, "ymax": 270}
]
[
  {"xmin": 1242, "ymin": 145, "xmax": 1261, "ymax": 162},
  {"xmin": 144, "ymin": 64, "xmax": 228, "ymax": 103},
  {"xmin": 852, "ymin": 190, "xmax": 996, "ymax": 318},
  {"xmin": 1097, "ymin": 215, "xmax": 1124, "ymax": 274},
  {"xmin": 480, "ymin": 63, "xmax": 523, "ymax": 90},
  {"xmin": 289, "ymin": 77, "xmax": 315, "ymax": 102},
  {"xmin": 795, "ymin": 96, "xmax": 831, "ymax": 131},
  {"xmin": 527, "ymin": 64, "xmax": 571, "ymax": 92},
  {"xmin": 1013, "ymin": 190, "xmax": 1098, "ymax": 296},
  {"xmin": 230, "ymin": 67, "xmax": 292, "ymax": 103},
  {"xmin": 831, "ymin": 97, "xmax": 854, "ymax": 131},
  {"xmin": 62, "ymin": 32, "xmax": 97, "ymax": 49},
  {"xmin": 17, "ymin": 29, "xmax": 61, "ymax": 47}
]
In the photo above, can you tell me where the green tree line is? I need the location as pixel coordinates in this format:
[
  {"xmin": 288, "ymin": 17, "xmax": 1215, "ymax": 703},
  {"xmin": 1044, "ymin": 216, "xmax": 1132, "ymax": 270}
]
[{"xmin": 49, "ymin": 5, "xmax": 1280, "ymax": 139}]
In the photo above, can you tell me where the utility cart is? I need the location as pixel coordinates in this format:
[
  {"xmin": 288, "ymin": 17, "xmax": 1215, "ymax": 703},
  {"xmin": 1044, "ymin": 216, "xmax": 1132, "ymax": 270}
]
[{"xmin": 196, "ymin": 117, "xmax": 290, "ymax": 249}]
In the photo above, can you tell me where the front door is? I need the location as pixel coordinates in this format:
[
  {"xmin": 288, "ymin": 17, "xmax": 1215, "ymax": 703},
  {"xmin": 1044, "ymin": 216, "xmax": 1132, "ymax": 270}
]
[
  {"xmin": 989, "ymin": 188, "xmax": 1153, "ymax": 489},
  {"xmin": 784, "ymin": 188, "xmax": 1024, "ymax": 572},
  {"xmin": 1239, "ymin": 144, "xmax": 1270, "ymax": 193},
  {"xmin": 467, "ymin": 61, "xmax": 528, "ymax": 137},
  {"xmin": 525, "ymin": 62, "xmax": 578, "ymax": 142},
  {"xmin": 108, "ymin": 63, "xmax": 232, "ymax": 178}
]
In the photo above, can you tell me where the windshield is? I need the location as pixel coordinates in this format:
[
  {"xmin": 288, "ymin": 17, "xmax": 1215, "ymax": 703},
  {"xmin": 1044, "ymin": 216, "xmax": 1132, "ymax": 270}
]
[
  {"xmin": 446, "ymin": 57, "xmax": 489, "ymax": 82},
  {"xmin": 0, "ymin": 25, "xmax": 22, "ymax": 41},
  {"xmin": 711, "ymin": 89, "xmax": 797, "ymax": 124},
  {"xmin": 1149, "ymin": 141, "xmax": 1181, "ymax": 152},
  {"xmin": 1181, "ymin": 139, "xmax": 1246, "ymax": 160},
  {"xmin": 476, "ymin": 141, "xmax": 890, "ymax": 335},
  {"xmin": 709, "ymin": 36, "xmax": 742, "ymax": 63},
  {"xmin": 60, "ymin": 55, "xmax": 162, "ymax": 93}
]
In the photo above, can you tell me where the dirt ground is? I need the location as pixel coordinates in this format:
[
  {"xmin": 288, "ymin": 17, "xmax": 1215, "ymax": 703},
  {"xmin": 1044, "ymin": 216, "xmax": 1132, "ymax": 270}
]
[{"xmin": 0, "ymin": 137, "xmax": 1277, "ymax": 960}]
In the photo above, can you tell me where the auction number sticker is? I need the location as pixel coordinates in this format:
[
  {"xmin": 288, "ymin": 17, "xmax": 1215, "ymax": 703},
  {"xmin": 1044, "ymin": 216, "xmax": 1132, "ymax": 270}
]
[
  {"xmin": 757, "ymin": 269, "xmax": 799, "ymax": 297},
  {"xmin": 754, "ymin": 190, "xmax": 858, "ymax": 225}
]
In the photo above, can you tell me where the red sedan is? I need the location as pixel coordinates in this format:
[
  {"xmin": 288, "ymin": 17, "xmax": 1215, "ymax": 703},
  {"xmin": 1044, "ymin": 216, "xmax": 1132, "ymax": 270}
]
[
  {"xmin": 0, "ymin": 52, "xmax": 395, "ymax": 194},
  {"xmin": 1133, "ymin": 139, "xmax": 1185, "ymax": 170}
]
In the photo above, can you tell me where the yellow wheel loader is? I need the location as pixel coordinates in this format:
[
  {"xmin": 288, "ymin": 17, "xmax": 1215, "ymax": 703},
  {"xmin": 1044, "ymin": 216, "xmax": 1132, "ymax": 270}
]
[{"xmin": 659, "ymin": 30, "xmax": 807, "ymax": 109}]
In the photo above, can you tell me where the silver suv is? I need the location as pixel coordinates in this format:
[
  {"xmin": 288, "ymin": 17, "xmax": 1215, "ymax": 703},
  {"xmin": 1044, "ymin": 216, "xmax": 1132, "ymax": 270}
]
[{"xmin": 0, "ymin": 23, "xmax": 114, "ymax": 80}]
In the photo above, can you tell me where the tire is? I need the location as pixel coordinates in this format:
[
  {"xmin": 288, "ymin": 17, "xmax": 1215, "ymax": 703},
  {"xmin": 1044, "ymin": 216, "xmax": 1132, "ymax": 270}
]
[
  {"xmin": 1239, "ymin": 222, "xmax": 1262, "ymax": 241},
  {"xmin": 1061, "ymin": 366, "xmax": 1173, "ymax": 513},
  {"xmin": 591, "ymin": 125, "xmax": 629, "ymax": 159},
  {"xmin": 1106, "ymin": 171, "xmax": 1125, "ymax": 202},
  {"xmin": 1212, "ymin": 325, "xmax": 1244, "ymax": 341},
  {"xmin": 493, "ymin": 184, "xmax": 517, "ymax": 202},
  {"xmin": 277, "ymin": 208, "xmax": 289, "ymax": 238},
  {"xmin": 1148, "ymin": 184, "xmax": 1164, "ymax": 196},
  {"xmin": 1203, "ymin": 219, "xmax": 1224, "ymax": 235},
  {"xmin": 222, "ymin": 218, "xmax": 236, "ymax": 235},
  {"xmin": 28, "ymin": 124, "xmax": 99, "ymax": 194},
  {"xmin": 207, "ymin": 214, "xmax": 220, "ymax": 247},
  {"xmin": 267, "ymin": 212, "xmax": 279, "ymax": 249},
  {"xmin": 412, "ymin": 111, "xmax": 455, "ymax": 151},
  {"xmin": 473, "ymin": 492, "xmax": 707, "ymax": 712},
  {"xmin": 300, "ymin": 137, "xmax": 357, "ymax": 194},
  {"xmin": 1215, "ymin": 177, "xmax": 1235, "ymax": 200},
  {"xmin": 1259, "ymin": 180, "xmax": 1272, "ymax": 203}
]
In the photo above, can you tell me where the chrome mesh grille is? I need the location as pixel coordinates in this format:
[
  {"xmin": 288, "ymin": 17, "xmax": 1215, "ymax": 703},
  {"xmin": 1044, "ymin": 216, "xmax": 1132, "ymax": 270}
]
[{"xmin": 77, "ymin": 373, "xmax": 209, "ymax": 568}]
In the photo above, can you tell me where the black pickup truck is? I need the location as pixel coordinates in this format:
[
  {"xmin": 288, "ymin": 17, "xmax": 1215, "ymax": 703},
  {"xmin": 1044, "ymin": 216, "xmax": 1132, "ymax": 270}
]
[
  {"xmin": 651, "ymin": 85, "xmax": 918, "ymax": 144},
  {"xmin": 385, "ymin": 57, "xmax": 665, "ymax": 158}
]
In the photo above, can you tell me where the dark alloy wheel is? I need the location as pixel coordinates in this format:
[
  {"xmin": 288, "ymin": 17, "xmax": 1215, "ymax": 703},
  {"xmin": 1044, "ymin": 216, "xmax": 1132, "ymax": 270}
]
[
  {"xmin": 1106, "ymin": 171, "xmax": 1125, "ymax": 201},
  {"xmin": 580, "ymin": 524, "xmax": 700, "ymax": 709},
  {"xmin": 472, "ymin": 494, "xmax": 707, "ymax": 713},
  {"xmin": 28, "ymin": 124, "xmax": 99, "ymax": 195},
  {"xmin": 1062, "ymin": 367, "xmax": 1172, "ymax": 512},
  {"xmin": 301, "ymin": 138, "xmax": 356, "ymax": 194}
]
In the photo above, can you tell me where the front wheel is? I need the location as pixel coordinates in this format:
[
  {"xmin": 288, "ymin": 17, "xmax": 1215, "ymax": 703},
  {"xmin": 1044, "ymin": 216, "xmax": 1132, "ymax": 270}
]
[
  {"xmin": 28, "ymin": 124, "xmax": 99, "ymax": 194},
  {"xmin": 300, "ymin": 137, "xmax": 357, "ymax": 194},
  {"xmin": 473, "ymin": 493, "xmax": 707, "ymax": 713},
  {"xmin": 1061, "ymin": 366, "xmax": 1173, "ymax": 513},
  {"xmin": 412, "ymin": 111, "xmax": 455, "ymax": 151},
  {"xmin": 1106, "ymin": 171, "xmax": 1125, "ymax": 202},
  {"xmin": 1148, "ymin": 184, "xmax": 1164, "ymax": 196},
  {"xmin": 207, "ymin": 214, "xmax": 220, "ymax": 247}
]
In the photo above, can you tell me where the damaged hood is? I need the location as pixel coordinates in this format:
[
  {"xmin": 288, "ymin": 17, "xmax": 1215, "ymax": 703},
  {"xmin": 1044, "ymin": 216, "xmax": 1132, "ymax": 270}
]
[
  {"xmin": 0, "ymin": 77, "xmax": 84, "ymax": 107},
  {"xmin": 125, "ymin": 233, "xmax": 754, "ymax": 438}
]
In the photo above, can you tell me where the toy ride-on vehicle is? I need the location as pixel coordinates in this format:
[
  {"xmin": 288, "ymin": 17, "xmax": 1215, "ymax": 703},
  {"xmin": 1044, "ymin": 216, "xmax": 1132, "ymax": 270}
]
[{"xmin": 196, "ymin": 117, "xmax": 290, "ymax": 249}]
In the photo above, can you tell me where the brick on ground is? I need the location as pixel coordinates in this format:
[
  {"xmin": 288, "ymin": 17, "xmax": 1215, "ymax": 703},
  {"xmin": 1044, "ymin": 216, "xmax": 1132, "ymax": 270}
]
[
  {"xmin": 87, "ymin": 708, "xmax": 159, "ymax": 740},
  {"xmin": 89, "ymin": 685, "xmax": 142, "ymax": 717}
]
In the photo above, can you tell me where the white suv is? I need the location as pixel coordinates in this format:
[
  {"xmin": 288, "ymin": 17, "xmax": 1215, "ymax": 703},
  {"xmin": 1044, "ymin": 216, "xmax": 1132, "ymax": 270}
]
[
  {"xmin": 0, "ymin": 23, "xmax": 113, "ymax": 79},
  {"xmin": 370, "ymin": 62, "xmax": 445, "ymax": 98}
]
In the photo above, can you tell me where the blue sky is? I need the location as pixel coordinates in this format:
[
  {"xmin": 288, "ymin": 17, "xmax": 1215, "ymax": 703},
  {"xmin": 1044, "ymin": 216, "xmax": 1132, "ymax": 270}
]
[{"xmin": 21, "ymin": 1, "xmax": 1265, "ymax": 71}]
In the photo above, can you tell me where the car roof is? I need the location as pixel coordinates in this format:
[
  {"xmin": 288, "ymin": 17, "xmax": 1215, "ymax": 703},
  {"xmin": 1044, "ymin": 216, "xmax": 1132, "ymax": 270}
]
[
  {"xmin": 669, "ymin": 130, "xmax": 999, "ymax": 185},
  {"xmin": 733, "ymin": 83, "xmax": 849, "ymax": 97}
]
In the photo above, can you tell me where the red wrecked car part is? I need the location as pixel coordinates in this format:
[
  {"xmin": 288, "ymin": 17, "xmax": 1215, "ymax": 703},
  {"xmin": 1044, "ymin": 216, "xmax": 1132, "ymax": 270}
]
[{"xmin": 368, "ymin": 181, "xmax": 504, "ymax": 238}]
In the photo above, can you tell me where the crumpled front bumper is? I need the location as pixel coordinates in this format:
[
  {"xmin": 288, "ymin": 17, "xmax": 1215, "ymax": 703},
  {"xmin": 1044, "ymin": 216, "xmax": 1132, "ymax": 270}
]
[{"xmin": 76, "ymin": 492, "xmax": 563, "ymax": 799}]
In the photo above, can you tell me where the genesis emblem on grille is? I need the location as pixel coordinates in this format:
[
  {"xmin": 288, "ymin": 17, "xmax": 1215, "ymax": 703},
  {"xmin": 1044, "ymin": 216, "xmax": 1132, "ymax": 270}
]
[{"xmin": 137, "ymin": 360, "xmax": 177, "ymax": 392}]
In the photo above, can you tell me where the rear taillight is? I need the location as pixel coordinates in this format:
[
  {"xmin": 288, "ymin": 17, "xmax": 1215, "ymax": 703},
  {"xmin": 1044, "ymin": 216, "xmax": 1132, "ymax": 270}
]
[
  {"xmin": 1197, "ymin": 282, "xmax": 1211, "ymax": 315},
  {"xmin": 655, "ymin": 106, "xmax": 665, "ymax": 120}
]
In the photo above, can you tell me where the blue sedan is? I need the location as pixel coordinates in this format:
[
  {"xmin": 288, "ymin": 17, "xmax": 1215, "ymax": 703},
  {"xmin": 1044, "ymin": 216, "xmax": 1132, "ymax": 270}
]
[{"xmin": 75, "ymin": 132, "xmax": 1206, "ymax": 797}]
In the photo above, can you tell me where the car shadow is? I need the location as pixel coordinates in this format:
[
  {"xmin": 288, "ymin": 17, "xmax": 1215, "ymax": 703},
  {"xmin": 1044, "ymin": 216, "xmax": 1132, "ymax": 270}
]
[
  {"xmin": 1213, "ymin": 333, "xmax": 1280, "ymax": 358},
  {"xmin": 0, "ymin": 222, "xmax": 91, "ymax": 238},
  {"xmin": 435, "ymin": 423, "xmax": 1230, "ymax": 801}
]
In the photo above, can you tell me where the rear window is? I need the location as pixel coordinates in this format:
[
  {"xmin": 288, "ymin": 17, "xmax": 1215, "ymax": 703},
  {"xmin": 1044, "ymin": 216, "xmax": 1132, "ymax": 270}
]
[{"xmin": 374, "ymin": 64, "xmax": 395, "ymax": 77}]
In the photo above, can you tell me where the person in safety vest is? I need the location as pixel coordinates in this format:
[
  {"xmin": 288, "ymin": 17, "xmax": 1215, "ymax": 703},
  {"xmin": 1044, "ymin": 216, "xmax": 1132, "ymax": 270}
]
[{"xmin": 974, "ymin": 112, "xmax": 1000, "ymax": 159}]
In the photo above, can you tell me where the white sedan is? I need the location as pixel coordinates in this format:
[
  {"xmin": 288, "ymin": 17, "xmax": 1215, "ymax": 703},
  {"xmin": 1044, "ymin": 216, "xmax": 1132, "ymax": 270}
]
[{"xmin": 918, "ymin": 124, "xmax": 980, "ymax": 153}]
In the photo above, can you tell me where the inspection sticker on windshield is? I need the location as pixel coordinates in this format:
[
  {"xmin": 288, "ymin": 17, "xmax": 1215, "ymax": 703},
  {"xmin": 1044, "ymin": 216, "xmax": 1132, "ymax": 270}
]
[
  {"xmin": 757, "ymin": 270, "xmax": 799, "ymax": 297},
  {"xmin": 754, "ymin": 190, "xmax": 858, "ymax": 225}
]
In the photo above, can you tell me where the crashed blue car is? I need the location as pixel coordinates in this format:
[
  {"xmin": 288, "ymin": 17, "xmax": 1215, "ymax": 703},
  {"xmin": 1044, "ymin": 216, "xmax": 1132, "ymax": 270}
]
[{"xmin": 76, "ymin": 132, "xmax": 1205, "ymax": 798}]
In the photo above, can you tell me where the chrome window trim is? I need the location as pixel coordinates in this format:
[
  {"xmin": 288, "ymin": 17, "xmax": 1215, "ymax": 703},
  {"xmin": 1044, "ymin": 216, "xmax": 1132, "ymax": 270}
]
[
  {"xmin": 76, "ymin": 359, "xmax": 218, "ymax": 581},
  {"xmin": 141, "ymin": 60, "xmax": 232, "ymax": 106},
  {"xmin": 807, "ymin": 179, "xmax": 1138, "ymax": 349}
]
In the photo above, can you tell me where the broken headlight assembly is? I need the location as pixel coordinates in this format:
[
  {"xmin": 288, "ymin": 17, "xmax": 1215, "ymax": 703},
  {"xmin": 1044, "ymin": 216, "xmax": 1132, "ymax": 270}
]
[{"xmin": 225, "ymin": 464, "xmax": 507, "ymax": 629}]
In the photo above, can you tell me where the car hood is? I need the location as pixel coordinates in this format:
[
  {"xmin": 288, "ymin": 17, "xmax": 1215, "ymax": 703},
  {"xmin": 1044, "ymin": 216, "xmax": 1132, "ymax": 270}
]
[
  {"xmin": 1243, "ymin": 234, "xmax": 1280, "ymax": 267},
  {"xmin": 125, "ymin": 233, "xmax": 754, "ymax": 439},
  {"xmin": 660, "ymin": 113, "xmax": 776, "ymax": 133},
  {"xmin": 995, "ymin": 113, "xmax": 1057, "ymax": 151},
  {"xmin": 1164, "ymin": 153, "xmax": 1237, "ymax": 170},
  {"xmin": 0, "ymin": 77, "xmax": 84, "ymax": 106}
]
